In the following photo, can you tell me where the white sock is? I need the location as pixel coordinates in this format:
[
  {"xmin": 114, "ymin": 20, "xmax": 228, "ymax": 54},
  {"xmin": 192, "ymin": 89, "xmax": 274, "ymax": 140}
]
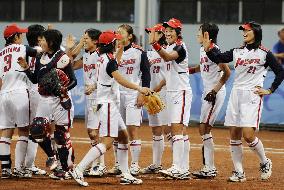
[
  {"xmin": 77, "ymin": 143, "xmax": 106, "ymax": 172},
  {"xmin": 230, "ymin": 140, "xmax": 243, "ymax": 173},
  {"xmin": 113, "ymin": 141, "xmax": 119, "ymax": 166},
  {"xmin": 172, "ymin": 135, "xmax": 184, "ymax": 169},
  {"xmin": 0, "ymin": 137, "xmax": 12, "ymax": 168},
  {"xmin": 152, "ymin": 135, "xmax": 164, "ymax": 166},
  {"xmin": 248, "ymin": 137, "xmax": 267, "ymax": 164},
  {"xmin": 25, "ymin": 138, "xmax": 38, "ymax": 168},
  {"xmin": 202, "ymin": 133, "xmax": 215, "ymax": 168},
  {"xmin": 15, "ymin": 136, "xmax": 29, "ymax": 170},
  {"xmin": 130, "ymin": 140, "xmax": 141, "ymax": 165},
  {"xmin": 99, "ymin": 154, "xmax": 105, "ymax": 166},
  {"xmin": 165, "ymin": 133, "xmax": 173, "ymax": 149},
  {"xmin": 181, "ymin": 135, "xmax": 190, "ymax": 171},
  {"xmin": 117, "ymin": 144, "xmax": 128, "ymax": 173}
]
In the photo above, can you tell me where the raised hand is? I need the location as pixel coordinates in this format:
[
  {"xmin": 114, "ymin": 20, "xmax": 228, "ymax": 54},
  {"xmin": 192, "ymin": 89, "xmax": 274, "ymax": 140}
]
[
  {"xmin": 17, "ymin": 57, "xmax": 29, "ymax": 70},
  {"xmin": 65, "ymin": 34, "xmax": 76, "ymax": 50}
]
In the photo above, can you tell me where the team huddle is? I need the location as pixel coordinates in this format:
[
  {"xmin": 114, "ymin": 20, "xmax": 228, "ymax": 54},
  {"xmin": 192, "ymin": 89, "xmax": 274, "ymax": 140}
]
[{"xmin": 0, "ymin": 18, "xmax": 284, "ymax": 187}]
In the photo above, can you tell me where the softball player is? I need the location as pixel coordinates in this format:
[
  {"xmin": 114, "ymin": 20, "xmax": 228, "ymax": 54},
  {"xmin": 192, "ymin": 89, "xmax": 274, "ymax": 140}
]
[
  {"xmin": 108, "ymin": 24, "xmax": 151, "ymax": 176},
  {"xmin": 141, "ymin": 24, "xmax": 169, "ymax": 174},
  {"xmin": 203, "ymin": 21, "xmax": 284, "ymax": 182},
  {"xmin": 18, "ymin": 29, "xmax": 77, "ymax": 178},
  {"xmin": 24, "ymin": 24, "xmax": 47, "ymax": 176},
  {"xmin": 190, "ymin": 23, "xmax": 231, "ymax": 178},
  {"xmin": 0, "ymin": 24, "xmax": 40, "ymax": 178},
  {"xmin": 150, "ymin": 18, "xmax": 192, "ymax": 179},
  {"xmin": 69, "ymin": 30, "xmax": 152, "ymax": 186}
]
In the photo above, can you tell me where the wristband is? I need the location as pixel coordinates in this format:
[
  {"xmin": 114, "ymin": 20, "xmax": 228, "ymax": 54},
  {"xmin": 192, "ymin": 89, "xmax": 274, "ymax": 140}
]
[{"xmin": 152, "ymin": 42, "xmax": 162, "ymax": 52}]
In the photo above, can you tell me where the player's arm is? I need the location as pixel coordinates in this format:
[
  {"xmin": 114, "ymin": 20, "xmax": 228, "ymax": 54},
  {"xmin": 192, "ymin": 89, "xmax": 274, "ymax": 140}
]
[
  {"xmin": 152, "ymin": 43, "xmax": 185, "ymax": 62},
  {"xmin": 255, "ymin": 51, "xmax": 284, "ymax": 95},
  {"xmin": 213, "ymin": 63, "xmax": 231, "ymax": 92},
  {"xmin": 25, "ymin": 45, "xmax": 42, "ymax": 57},
  {"xmin": 188, "ymin": 65, "xmax": 201, "ymax": 74},
  {"xmin": 72, "ymin": 57, "xmax": 83, "ymax": 70},
  {"xmin": 62, "ymin": 63, "xmax": 77, "ymax": 91},
  {"xmin": 17, "ymin": 57, "xmax": 39, "ymax": 84},
  {"xmin": 67, "ymin": 35, "xmax": 84, "ymax": 59},
  {"xmin": 107, "ymin": 59, "xmax": 151, "ymax": 95},
  {"xmin": 153, "ymin": 79, "xmax": 166, "ymax": 92}
]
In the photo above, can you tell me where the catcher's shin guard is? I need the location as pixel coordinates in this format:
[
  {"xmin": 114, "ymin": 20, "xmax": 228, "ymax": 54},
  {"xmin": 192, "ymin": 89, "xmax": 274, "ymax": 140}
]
[{"xmin": 54, "ymin": 125, "xmax": 74, "ymax": 171}]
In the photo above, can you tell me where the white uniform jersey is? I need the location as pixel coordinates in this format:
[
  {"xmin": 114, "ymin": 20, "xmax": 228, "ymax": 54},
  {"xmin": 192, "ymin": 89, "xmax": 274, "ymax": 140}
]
[
  {"xmin": 232, "ymin": 47, "xmax": 268, "ymax": 90},
  {"xmin": 165, "ymin": 41, "xmax": 191, "ymax": 91},
  {"xmin": 118, "ymin": 44, "xmax": 143, "ymax": 94},
  {"xmin": 96, "ymin": 53, "xmax": 120, "ymax": 104},
  {"xmin": 40, "ymin": 50, "xmax": 70, "ymax": 69},
  {"xmin": 0, "ymin": 44, "xmax": 30, "ymax": 93},
  {"xmin": 83, "ymin": 50, "xmax": 99, "ymax": 99},
  {"xmin": 147, "ymin": 49, "xmax": 166, "ymax": 89},
  {"xmin": 200, "ymin": 46, "xmax": 225, "ymax": 91}
]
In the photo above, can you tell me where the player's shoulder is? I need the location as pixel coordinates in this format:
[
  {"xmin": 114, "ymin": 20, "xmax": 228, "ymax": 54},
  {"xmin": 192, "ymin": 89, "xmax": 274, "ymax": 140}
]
[
  {"xmin": 57, "ymin": 51, "xmax": 70, "ymax": 69},
  {"xmin": 131, "ymin": 43, "xmax": 143, "ymax": 52},
  {"xmin": 258, "ymin": 45, "xmax": 270, "ymax": 53}
]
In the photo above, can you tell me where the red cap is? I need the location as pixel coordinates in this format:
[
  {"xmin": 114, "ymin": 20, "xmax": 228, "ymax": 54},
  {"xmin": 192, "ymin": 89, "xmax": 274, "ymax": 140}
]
[
  {"xmin": 163, "ymin": 18, "xmax": 182, "ymax": 29},
  {"xmin": 4, "ymin": 23, "xmax": 28, "ymax": 38},
  {"xmin": 99, "ymin": 30, "xmax": 122, "ymax": 45},
  {"xmin": 239, "ymin": 23, "xmax": 252, "ymax": 30},
  {"xmin": 145, "ymin": 24, "xmax": 165, "ymax": 33}
]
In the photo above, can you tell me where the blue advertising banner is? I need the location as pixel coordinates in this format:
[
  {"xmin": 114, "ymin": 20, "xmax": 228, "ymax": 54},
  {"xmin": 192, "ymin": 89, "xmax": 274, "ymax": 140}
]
[{"xmin": 71, "ymin": 70, "xmax": 284, "ymax": 125}]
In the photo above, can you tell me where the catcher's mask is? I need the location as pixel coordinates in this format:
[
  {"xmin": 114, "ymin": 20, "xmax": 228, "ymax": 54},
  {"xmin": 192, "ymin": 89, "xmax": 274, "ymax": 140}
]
[
  {"xmin": 239, "ymin": 21, "xmax": 262, "ymax": 44},
  {"xmin": 30, "ymin": 117, "xmax": 50, "ymax": 142}
]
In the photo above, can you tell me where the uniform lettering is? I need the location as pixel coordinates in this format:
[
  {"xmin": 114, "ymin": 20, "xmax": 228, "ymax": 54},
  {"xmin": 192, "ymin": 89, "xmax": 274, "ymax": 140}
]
[
  {"xmin": 83, "ymin": 64, "xmax": 96, "ymax": 72},
  {"xmin": 150, "ymin": 58, "xmax": 162, "ymax": 64},
  {"xmin": 235, "ymin": 58, "xmax": 261, "ymax": 68},
  {"xmin": 200, "ymin": 56, "xmax": 208, "ymax": 64},
  {"xmin": 121, "ymin": 59, "xmax": 136, "ymax": 66},
  {"xmin": 0, "ymin": 46, "xmax": 20, "ymax": 57},
  {"xmin": 153, "ymin": 66, "xmax": 160, "ymax": 73}
]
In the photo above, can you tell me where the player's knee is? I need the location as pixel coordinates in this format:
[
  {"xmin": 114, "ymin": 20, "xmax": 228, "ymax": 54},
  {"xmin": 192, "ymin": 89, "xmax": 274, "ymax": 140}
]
[
  {"xmin": 30, "ymin": 117, "xmax": 50, "ymax": 142},
  {"xmin": 243, "ymin": 133, "xmax": 255, "ymax": 143},
  {"xmin": 54, "ymin": 125, "xmax": 69, "ymax": 145}
]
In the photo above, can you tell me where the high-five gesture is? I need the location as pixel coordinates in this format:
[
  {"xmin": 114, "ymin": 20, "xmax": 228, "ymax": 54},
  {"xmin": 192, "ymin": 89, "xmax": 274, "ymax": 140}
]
[{"xmin": 202, "ymin": 32, "xmax": 212, "ymax": 52}]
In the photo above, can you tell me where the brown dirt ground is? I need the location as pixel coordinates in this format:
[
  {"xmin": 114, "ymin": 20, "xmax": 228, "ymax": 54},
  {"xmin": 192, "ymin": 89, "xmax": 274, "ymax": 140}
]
[{"xmin": 1, "ymin": 119, "xmax": 284, "ymax": 190}]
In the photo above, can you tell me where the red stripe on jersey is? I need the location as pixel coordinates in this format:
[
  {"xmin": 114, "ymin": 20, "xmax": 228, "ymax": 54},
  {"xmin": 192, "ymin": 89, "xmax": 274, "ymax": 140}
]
[
  {"xmin": 107, "ymin": 103, "xmax": 110, "ymax": 137},
  {"xmin": 256, "ymin": 97, "xmax": 263, "ymax": 130},
  {"xmin": 180, "ymin": 90, "xmax": 186, "ymax": 124},
  {"xmin": 206, "ymin": 104, "xmax": 215, "ymax": 124}
]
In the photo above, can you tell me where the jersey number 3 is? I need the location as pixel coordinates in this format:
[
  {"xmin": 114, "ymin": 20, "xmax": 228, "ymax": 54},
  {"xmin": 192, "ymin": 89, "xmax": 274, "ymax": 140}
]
[{"xmin": 4, "ymin": 54, "xmax": 12, "ymax": 72}]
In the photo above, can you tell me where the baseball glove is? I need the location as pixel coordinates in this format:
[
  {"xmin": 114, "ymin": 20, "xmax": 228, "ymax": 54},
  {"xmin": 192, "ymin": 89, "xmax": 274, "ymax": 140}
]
[
  {"xmin": 204, "ymin": 89, "xmax": 217, "ymax": 105},
  {"xmin": 144, "ymin": 92, "xmax": 165, "ymax": 115}
]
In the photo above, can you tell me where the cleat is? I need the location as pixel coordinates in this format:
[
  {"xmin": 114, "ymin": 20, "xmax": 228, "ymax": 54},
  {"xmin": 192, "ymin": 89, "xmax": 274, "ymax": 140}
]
[
  {"xmin": 159, "ymin": 165, "xmax": 182, "ymax": 179},
  {"xmin": 46, "ymin": 156, "xmax": 58, "ymax": 171},
  {"xmin": 178, "ymin": 170, "xmax": 191, "ymax": 180},
  {"xmin": 228, "ymin": 171, "xmax": 246, "ymax": 182},
  {"xmin": 31, "ymin": 166, "xmax": 47, "ymax": 175},
  {"xmin": 23, "ymin": 168, "xmax": 33, "ymax": 178},
  {"xmin": 89, "ymin": 165, "xmax": 107, "ymax": 177},
  {"xmin": 1, "ymin": 168, "xmax": 12, "ymax": 179},
  {"xmin": 260, "ymin": 158, "xmax": 272, "ymax": 180},
  {"xmin": 141, "ymin": 164, "xmax": 162, "ymax": 174},
  {"xmin": 49, "ymin": 168, "xmax": 71, "ymax": 180},
  {"xmin": 108, "ymin": 165, "xmax": 122, "ymax": 175},
  {"xmin": 69, "ymin": 167, "xmax": 89, "ymax": 187},
  {"xmin": 130, "ymin": 164, "xmax": 140, "ymax": 176},
  {"xmin": 192, "ymin": 165, "xmax": 217, "ymax": 178},
  {"xmin": 13, "ymin": 168, "xmax": 26, "ymax": 178},
  {"xmin": 120, "ymin": 173, "xmax": 143, "ymax": 185}
]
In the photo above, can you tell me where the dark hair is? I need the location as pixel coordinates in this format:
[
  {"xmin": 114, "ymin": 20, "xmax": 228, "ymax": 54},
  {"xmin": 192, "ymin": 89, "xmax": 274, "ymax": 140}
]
[
  {"xmin": 5, "ymin": 33, "xmax": 21, "ymax": 46},
  {"xmin": 85, "ymin": 28, "xmax": 102, "ymax": 44},
  {"xmin": 200, "ymin": 23, "xmax": 219, "ymax": 43},
  {"xmin": 243, "ymin": 21, "xmax": 262, "ymax": 48},
  {"xmin": 99, "ymin": 41, "xmax": 116, "ymax": 54},
  {"xmin": 118, "ymin": 24, "xmax": 137, "ymax": 43},
  {"xmin": 42, "ymin": 29, "xmax": 62, "ymax": 52},
  {"xmin": 157, "ymin": 31, "xmax": 167, "ymax": 46},
  {"xmin": 26, "ymin": 24, "xmax": 46, "ymax": 47}
]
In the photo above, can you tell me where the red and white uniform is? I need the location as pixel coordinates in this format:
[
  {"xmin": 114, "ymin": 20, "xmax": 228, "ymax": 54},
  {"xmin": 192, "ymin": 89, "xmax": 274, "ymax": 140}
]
[
  {"xmin": 96, "ymin": 53, "xmax": 126, "ymax": 137},
  {"xmin": 83, "ymin": 50, "xmax": 100, "ymax": 129},
  {"xmin": 147, "ymin": 49, "xmax": 167, "ymax": 126},
  {"xmin": 199, "ymin": 46, "xmax": 226, "ymax": 126},
  {"xmin": 164, "ymin": 40, "xmax": 192, "ymax": 126},
  {"xmin": 0, "ymin": 44, "xmax": 36, "ymax": 129}
]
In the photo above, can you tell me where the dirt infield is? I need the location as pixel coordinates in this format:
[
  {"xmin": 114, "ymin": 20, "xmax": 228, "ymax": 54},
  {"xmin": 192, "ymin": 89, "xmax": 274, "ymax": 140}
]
[{"xmin": 1, "ymin": 119, "xmax": 284, "ymax": 190}]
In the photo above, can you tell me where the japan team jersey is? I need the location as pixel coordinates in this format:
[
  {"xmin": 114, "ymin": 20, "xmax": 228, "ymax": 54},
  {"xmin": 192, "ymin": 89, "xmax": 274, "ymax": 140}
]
[
  {"xmin": 232, "ymin": 47, "xmax": 268, "ymax": 89},
  {"xmin": 0, "ymin": 44, "xmax": 36, "ymax": 93},
  {"xmin": 200, "ymin": 45, "xmax": 225, "ymax": 91},
  {"xmin": 147, "ymin": 49, "xmax": 166, "ymax": 89},
  {"xmin": 83, "ymin": 50, "xmax": 99, "ymax": 99},
  {"xmin": 165, "ymin": 40, "xmax": 191, "ymax": 91},
  {"xmin": 96, "ymin": 53, "xmax": 120, "ymax": 104},
  {"xmin": 118, "ymin": 44, "xmax": 143, "ymax": 93}
]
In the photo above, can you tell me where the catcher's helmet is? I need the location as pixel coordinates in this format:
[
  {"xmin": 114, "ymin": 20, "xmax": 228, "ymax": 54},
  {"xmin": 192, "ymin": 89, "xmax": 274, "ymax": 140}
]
[{"xmin": 30, "ymin": 117, "xmax": 50, "ymax": 142}]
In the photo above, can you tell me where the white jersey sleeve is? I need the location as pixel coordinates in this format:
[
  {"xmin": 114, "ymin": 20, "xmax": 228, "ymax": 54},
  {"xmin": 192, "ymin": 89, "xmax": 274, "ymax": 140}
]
[{"xmin": 57, "ymin": 54, "xmax": 70, "ymax": 69}]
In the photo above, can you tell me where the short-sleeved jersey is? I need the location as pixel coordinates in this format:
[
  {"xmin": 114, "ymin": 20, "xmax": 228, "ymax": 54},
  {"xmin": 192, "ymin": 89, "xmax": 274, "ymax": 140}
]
[
  {"xmin": 232, "ymin": 47, "xmax": 268, "ymax": 89},
  {"xmin": 82, "ymin": 50, "xmax": 99, "ymax": 99},
  {"xmin": 118, "ymin": 44, "xmax": 143, "ymax": 93},
  {"xmin": 0, "ymin": 44, "xmax": 35, "ymax": 92},
  {"xmin": 164, "ymin": 41, "xmax": 191, "ymax": 91},
  {"xmin": 200, "ymin": 45, "xmax": 225, "ymax": 91},
  {"xmin": 147, "ymin": 49, "xmax": 166, "ymax": 89},
  {"xmin": 96, "ymin": 53, "xmax": 120, "ymax": 104}
]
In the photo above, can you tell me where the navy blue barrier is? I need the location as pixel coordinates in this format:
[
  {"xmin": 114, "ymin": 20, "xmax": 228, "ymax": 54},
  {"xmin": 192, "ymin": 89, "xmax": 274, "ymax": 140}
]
[{"xmin": 71, "ymin": 70, "xmax": 284, "ymax": 125}]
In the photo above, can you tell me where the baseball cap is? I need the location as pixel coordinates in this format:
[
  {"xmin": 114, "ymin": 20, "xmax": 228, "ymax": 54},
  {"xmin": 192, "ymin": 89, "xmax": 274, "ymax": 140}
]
[
  {"xmin": 163, "ymin": 18, "xmax": 182, "ymax": 29},
  {"xmin": 99, "ymin": 30, "xmax": 122, "ymax": 45},
  {"xmin": 4, "ymin": 23, "xmax": 28, "ymax": 38},
  {"xmin": 145, "ymin": 24, "xmax": 165, "ymax": 33},
  {"xmin": 239, "ymin": 21, "xmax": 261, "ymax": 31}
]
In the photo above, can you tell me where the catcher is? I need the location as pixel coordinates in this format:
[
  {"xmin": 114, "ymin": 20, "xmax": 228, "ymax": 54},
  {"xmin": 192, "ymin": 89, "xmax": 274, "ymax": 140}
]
[{"xmin": 17, "ymin": 29, "xmax": 77, "ymax": 177}]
